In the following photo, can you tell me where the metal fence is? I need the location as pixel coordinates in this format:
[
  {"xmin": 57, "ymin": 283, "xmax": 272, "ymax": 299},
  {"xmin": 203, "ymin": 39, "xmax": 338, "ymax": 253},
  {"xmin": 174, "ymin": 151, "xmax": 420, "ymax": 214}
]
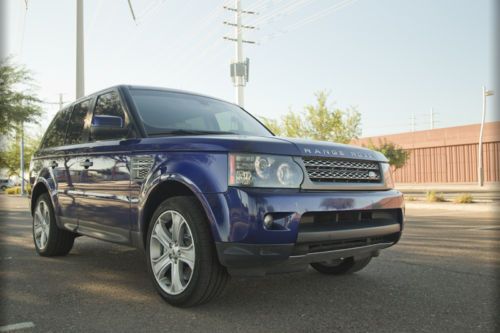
[{"xmin": 353, "ymin": 122, "xmax": 500, "ymax": 184}]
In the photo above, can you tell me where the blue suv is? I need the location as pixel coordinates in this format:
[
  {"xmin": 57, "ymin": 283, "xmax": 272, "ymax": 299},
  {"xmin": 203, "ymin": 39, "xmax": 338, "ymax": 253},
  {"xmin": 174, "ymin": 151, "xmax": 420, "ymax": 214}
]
[{"xmin": 30, "ymin": 85, "xmax": 404, "ymax": 306}]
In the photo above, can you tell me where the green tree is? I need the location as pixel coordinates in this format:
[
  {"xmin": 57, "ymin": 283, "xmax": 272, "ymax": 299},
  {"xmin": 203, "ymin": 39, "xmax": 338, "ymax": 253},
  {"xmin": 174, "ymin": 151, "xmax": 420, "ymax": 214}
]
[
  {"xmin": 260, "ymin": 91, "xmax": 361, "ymax": 143},
  {"xmin": 366, "ymin": 139, "xmax": 410, "ymax": 170},
  {"xmin": 0, "ymin": 132, "xmax": 41, "ymax": 180},
  {"xmin": 0, "ymin": 59, "xmax": 42, "ymax": 135},
  {"xmin": 259, "ymin": 116, "xmax": 281, "ymax": 135}
]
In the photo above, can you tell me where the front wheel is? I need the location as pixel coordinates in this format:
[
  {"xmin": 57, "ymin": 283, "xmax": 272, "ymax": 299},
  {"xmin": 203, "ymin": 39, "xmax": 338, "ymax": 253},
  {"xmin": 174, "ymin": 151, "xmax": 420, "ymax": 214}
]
[
  {"xmin": 310, "ymin": 256, "xmax": 373, "ymax": 275},
  {"xmin": 146, "ymin": 196, "xmax": 229, "ymax": 307}
]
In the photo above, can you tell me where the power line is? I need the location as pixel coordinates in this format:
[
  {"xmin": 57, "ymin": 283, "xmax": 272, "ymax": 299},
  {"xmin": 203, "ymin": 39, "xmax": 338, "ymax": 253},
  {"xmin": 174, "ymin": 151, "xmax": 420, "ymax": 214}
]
[
  {"xmin": 284, "ymin": 0, "xmax": 358, "ymax": 31},
  {"xmin": 127, "ymin": 0, "xmax": 137, "ymax": 23},
  {"xmin": 148, "ymin": 0, "xmax": 230, "ymax": 74},
  {"xmin": 250, "ymin": 0, "xmax": 314, "ymax": 26},
  {"xmin": 156, "ymin": 1, "xmax": 233, "ymax": 81}
]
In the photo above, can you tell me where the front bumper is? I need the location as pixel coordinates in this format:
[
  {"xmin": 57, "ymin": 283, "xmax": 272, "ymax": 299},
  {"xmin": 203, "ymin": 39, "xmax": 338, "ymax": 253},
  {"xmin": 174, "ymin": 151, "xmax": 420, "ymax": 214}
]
[
  {"xmin": 207, "ymin": 188, "xmax": 404, "ymax": 276},
  {"xmin": 216, "ymin": 242, "xmax": 393, "ymax": 276}
]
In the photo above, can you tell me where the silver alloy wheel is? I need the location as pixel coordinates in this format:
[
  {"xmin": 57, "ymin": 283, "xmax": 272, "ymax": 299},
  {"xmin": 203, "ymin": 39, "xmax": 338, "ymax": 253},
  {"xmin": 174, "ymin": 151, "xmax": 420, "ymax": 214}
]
[
  {"xmin": 34, "ymin": 200, "xmax": 51, "ymax": 250},
  {"xmin": 149, "ymin": 210, "xmax": 195, "ymax": 295}
]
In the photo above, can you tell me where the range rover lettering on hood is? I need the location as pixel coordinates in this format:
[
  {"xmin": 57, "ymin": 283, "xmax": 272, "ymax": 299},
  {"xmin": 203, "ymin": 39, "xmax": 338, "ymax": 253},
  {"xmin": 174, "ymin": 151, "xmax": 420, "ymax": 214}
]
[
  {"xmin": 278, "ymin": 138, "xmax": 387, "ymax": 161},
  {"xmin": 302, "ymin": 147, "xmax": 378, "ymax": 160}
]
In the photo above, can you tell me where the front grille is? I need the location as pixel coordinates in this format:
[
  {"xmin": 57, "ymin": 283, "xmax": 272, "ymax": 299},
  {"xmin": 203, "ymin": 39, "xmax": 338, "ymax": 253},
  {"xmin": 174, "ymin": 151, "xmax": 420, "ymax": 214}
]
[
  {"xmin": 293, "ymin": 209, "xmax": 402, "ymax": 255},
  {"xmin": 299, "ymin": 209, "xmax": 401, "ymax": 231},
  {"xmin": 303, "ymin": 157, "xmax": 381, "ymax": 183}
]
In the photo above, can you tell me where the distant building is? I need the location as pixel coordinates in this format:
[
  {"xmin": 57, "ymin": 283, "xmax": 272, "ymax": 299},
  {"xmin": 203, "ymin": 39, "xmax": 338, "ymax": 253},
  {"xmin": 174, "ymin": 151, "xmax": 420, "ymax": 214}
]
[{"xmin": 353, "ymin": 122, "xmax": 500, "ymax": 184}]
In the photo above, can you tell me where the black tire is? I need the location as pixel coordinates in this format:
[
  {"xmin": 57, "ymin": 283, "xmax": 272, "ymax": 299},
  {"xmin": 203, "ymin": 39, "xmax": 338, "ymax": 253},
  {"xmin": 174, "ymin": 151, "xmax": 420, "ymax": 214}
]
[
  {"xmin": 310, "ymin": 256, "xmax": 372, "ymax": 275},
  {"xmin": 146, "ymin": 196, "xmax": 229, "ymax": 307},
  {"xmin": 1, "ymin": 185, "xmax": 6, "ymax": 191},
  {"xmin": 33, "ymin": 193, "xmax": 75, "ymax": 256}
]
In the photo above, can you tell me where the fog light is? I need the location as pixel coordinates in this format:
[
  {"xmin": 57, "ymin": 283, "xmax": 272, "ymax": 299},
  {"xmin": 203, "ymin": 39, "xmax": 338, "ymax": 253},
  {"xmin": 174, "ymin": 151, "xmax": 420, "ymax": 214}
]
[{"xmin": 263, "ymin": 214, "xmax": 274, "ymax": 229}]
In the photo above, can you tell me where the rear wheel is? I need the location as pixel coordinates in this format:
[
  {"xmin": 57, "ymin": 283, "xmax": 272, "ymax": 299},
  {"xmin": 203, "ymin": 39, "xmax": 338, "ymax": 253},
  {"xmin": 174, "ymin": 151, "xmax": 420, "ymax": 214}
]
[
  {"xmin": 146, "ymin": 196, "xmax": 229, "ymax": 307},
  {"xmin": 310, "ymin": 256, "xmax": 372, "ymax": 275},
  {"xmin": 33, "ymin": 193, "xmax": 75, "ymax": 256}
]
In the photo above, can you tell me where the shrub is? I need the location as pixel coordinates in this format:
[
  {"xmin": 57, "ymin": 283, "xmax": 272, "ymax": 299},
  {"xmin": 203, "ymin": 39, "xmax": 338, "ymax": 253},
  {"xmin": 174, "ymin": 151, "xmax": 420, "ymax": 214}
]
[
  {"xmin": 5, "ymin": 186, "xmax": 31, "ymax": 195},
  {"xmin": 405, "ymin": 196, "xmax": 417, "ymax": 201},
  {"xmin": 454, "ymin": 193, "xmax": 474, "ymax": 204},
  {"xmin": 6, "ymin": 187, "xmax": 20, "ymax": 195},
  {"xmin": 426, "ymin": 191, "xmax": 446, "ymax": 202}
]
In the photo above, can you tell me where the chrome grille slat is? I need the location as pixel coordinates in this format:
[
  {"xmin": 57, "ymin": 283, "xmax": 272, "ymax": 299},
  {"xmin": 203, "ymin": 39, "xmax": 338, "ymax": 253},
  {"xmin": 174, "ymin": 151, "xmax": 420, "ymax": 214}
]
[{"xmin": 303, "ymin": 157, "xmax": 381, "ymax": 183}]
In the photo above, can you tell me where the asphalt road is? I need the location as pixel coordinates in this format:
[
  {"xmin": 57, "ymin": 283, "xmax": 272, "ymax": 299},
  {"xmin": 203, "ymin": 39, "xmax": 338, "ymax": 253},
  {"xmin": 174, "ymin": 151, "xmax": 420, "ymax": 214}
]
[{"xmin": 0, "ymin": 194, "xmax": 498, "ymax": 333}]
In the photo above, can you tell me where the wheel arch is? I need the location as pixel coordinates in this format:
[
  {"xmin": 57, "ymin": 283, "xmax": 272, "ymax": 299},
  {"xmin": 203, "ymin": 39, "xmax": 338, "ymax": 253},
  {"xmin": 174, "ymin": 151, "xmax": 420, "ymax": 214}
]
[
  {"xmin": 30, "ymin": 179, "xmax": 53, "ymax": 215},
  {"xmin": 138, "ymin": 177, "xmax": 219, "ymax": 250}
]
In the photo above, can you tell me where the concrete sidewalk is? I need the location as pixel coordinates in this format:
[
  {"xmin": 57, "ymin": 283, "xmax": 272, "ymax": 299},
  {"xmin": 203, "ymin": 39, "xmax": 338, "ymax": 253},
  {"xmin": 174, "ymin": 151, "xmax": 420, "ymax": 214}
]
[
  {"xmin": 405, "ymin": 201, "xmax": 499, "ymax": 213},
  {"xmin": 396, "ymin": 183, "xmax": 500, "ymax": 202},
  {"xmin": 396, "ymin": 182, "xmax": 499, "ymax": 192}
]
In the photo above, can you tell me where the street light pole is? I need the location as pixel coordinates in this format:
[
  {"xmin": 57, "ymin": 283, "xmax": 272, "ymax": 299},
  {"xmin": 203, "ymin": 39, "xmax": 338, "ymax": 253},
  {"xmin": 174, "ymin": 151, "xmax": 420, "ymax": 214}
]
[
  {"xmin": 430, "ymin": 108, "xmax": 434, "ymax": 130},
  {"xmin": 478, "ymin": 86, "xmax": 494, "ymax": 186},
  {"xmin": 76, "ymin": 0, "xmax": 85, "ymax": 99},
  {"xmin": 20, "ymin": 122, "xmax": 25, "ymax": 196}
]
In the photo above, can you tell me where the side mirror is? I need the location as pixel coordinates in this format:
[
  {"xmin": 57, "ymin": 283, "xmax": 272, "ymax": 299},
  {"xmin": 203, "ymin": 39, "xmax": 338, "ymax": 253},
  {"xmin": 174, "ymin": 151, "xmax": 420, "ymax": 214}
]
[{"xmin": 90, "ymin": 115, "xmax": 128, "ymax": 140}]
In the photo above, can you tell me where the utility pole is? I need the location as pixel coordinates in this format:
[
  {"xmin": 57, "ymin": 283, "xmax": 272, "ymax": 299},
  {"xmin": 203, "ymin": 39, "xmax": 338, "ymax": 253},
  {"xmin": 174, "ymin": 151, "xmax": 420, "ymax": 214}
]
[
  {"xmin": 478, "ymin": 86, "xmax": 494, "ymax": 186},
  {"xmin": 223, "ymin": 0, "xmax": 256, "ymax": 107},
  {"xmin": 430, "ymin": 108, "xmax": 434, "ymax": 129},
  {"xmin": 411, "ymin": 113, "xmax": 415, "ymax": 132},
  {"xmin": 76, "ymin": 0, "xmax": 85, "ymax": 99},
  {"xmin": 20, "ymin": 122, "xmax": 25, "ymax": 196}
]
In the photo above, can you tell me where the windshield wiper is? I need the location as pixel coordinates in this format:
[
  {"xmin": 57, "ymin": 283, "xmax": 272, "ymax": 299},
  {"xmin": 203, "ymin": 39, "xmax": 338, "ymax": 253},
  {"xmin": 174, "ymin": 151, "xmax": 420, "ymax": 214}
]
[{"xmin": 149, "ymin": 129, "xmax": 236, "ymax": 136}]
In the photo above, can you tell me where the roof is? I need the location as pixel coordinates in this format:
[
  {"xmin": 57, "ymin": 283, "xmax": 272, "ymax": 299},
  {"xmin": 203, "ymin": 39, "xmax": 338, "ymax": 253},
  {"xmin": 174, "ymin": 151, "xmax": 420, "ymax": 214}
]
[{"xmin": 70, "ymin": 84, "xmax": 236, "ymax": 108}]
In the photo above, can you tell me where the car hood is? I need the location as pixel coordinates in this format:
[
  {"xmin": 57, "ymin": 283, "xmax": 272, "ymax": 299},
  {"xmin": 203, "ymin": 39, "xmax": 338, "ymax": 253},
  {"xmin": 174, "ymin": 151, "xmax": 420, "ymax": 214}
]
[{"xmin": 135, "ymin": 135, "xmax": 387, "ymax": 162}]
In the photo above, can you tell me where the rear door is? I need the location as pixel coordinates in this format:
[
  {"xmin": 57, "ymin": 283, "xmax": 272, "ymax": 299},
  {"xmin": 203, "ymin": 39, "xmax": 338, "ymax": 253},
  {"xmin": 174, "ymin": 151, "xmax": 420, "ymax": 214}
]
[
  {"xmin": 76, "ymin": 89, "xmax": 136, "ymax": 244},
  {"xmin": 37, "ymin": 107, "xmax": 73, "ymax": 229}
]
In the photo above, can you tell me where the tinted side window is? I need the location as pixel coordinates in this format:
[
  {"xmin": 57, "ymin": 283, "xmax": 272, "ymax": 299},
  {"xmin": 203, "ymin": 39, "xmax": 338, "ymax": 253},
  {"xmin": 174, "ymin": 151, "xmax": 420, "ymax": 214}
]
[
  {"xmin": 42, "ymin": 108, "xmax": 71, "ymax": 149},
  {"xmin": 94, "ymin": 92, "xmax": 126, "ymax": 119},
  {"xmin": 66, "ymin": 99, "xmax": 91, "ymax": 145}
]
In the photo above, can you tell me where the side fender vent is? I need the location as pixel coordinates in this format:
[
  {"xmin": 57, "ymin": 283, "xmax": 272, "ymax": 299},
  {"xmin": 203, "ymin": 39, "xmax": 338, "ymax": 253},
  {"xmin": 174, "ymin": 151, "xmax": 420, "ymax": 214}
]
[{"xmin": 131, "ymin": 156, "xmax": 154, "ymax": 181}]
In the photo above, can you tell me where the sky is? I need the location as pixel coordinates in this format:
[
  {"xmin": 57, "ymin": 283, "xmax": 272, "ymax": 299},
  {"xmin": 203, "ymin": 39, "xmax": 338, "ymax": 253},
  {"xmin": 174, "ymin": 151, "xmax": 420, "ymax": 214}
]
[{"xmin": 3, "ymin": 0, "xmax": 498, "ymax": 137}]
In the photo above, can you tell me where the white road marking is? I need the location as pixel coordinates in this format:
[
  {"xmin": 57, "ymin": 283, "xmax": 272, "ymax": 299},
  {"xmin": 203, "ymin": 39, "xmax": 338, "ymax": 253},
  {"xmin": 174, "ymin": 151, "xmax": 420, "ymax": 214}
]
[{"xmin": 0, "ymin": 322, "xmax": 35, "ymax": 332}]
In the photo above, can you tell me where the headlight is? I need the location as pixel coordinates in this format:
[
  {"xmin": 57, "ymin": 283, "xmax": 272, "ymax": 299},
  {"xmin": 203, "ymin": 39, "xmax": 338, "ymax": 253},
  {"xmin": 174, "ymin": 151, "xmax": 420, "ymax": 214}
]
[
  {"xmin": 381, "ymin": 163, "xmax": 394, "ymax": 189},
  {"xmin": 229, "ymin": 153, "xmax": 304, "ymax": 188}
]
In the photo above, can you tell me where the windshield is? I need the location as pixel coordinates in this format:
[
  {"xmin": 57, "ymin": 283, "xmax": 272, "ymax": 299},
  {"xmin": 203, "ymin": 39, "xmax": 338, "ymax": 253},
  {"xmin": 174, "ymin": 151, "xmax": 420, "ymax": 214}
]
[{"xmin": 129, "ymin": 89, "xmax": 273, "ymax": 137}]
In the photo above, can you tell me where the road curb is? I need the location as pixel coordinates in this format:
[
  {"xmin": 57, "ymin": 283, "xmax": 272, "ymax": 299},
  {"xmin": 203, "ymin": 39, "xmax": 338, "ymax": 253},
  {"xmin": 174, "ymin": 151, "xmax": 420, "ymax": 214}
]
[{"xmin": 405, "ymin": 201, "xmax": 499, "ymax": 213}]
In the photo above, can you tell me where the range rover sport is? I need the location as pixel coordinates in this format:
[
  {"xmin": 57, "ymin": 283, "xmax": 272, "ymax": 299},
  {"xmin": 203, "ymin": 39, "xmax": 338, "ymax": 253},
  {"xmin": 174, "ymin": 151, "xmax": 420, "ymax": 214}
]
[{"xmin": 29, "ymin": 85, "xmax": 404, "ymax": 307}]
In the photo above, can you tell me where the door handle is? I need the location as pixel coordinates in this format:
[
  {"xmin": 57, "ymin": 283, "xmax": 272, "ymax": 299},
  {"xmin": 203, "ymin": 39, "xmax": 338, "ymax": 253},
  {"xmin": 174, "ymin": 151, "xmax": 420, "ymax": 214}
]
[
  {"xmin": 80, "ymin": 159, "xmax": 93, "ymax": 169},
  {"xmin": 50, "ymin": 161, "xmax": 58, "ymax": 168}
]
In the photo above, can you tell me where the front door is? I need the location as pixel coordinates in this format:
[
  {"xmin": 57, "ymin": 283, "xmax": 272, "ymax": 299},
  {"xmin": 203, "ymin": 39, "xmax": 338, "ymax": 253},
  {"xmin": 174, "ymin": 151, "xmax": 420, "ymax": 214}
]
[
  {"xmin": 76, "ymin": 90, "xmax": 135, "ymax": 244},
  {"xmin": 57, "ymin": 98, "xmax": 93, "ymax": 230}
]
